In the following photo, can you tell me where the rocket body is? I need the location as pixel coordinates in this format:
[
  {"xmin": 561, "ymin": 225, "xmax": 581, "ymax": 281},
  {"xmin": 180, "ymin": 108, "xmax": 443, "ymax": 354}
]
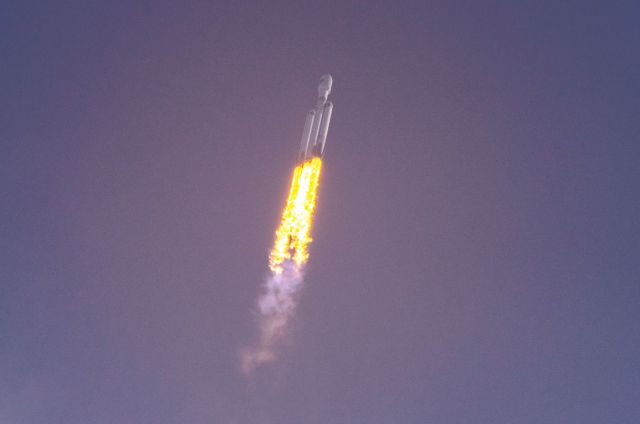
[
  {"xmin": 298, "ymin": 74, "xmax": 334, "ymax": 162},
  {"xmin": 242, "ymin": 74, "xmax": 333, "ymax": 374}
]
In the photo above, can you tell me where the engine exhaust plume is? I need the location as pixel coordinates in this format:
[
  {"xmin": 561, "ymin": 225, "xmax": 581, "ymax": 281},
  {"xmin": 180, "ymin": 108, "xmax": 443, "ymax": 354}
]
[{"xmin": 241, "ymin": 157, "xmax": 322, "ymax": 374}]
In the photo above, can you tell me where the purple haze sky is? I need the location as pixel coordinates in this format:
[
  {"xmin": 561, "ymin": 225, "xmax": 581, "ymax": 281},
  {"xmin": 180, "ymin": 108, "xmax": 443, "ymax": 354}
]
[{"xmin": 2, "ymin": 1, "xmax": 639, "ymax": 423}]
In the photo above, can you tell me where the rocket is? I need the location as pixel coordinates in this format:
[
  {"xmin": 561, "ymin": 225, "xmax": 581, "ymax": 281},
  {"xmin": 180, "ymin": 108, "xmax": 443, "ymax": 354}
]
[{"xmin": 297, "ymin": 74, "xmax": 334, "ymax": 162}]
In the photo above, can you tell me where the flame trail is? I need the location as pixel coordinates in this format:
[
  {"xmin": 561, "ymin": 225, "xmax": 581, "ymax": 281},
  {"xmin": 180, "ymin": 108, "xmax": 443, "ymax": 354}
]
[{"xmin": 242, "ymin": 157, "xmax": 322, "ymax": 374}]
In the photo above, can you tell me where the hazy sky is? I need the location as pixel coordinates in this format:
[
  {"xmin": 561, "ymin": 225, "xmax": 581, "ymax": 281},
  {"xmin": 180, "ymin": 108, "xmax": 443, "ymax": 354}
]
[{"xmin": 2, "ymin": 1, "xmax": 639, "ymax": 423}]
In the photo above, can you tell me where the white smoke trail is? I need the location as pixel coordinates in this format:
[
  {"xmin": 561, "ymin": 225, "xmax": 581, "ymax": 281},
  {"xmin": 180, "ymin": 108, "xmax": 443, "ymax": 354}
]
[
  {"xmin": 241, "ymin": 158, "xmax": 322, "ymax": 374},
  {"xmin": 241, "ymin": 261, "xmax": 304, "ymax": 374}
]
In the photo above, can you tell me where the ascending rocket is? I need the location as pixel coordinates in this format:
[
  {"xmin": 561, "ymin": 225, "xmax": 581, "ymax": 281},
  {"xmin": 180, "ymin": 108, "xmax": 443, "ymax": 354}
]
[{"xmin": 298, "ymin": 74, "xmax": 334, "ymax": 162}]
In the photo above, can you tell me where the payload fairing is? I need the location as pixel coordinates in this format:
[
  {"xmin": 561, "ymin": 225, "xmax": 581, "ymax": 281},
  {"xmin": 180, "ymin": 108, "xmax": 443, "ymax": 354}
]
[{"xmin": 298, "ymin": 74, "xmax": 334, "ymax": 162}]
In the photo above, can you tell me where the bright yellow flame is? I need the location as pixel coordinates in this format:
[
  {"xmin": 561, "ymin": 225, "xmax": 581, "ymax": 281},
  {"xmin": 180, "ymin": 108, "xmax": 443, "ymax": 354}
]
[{"xmin": 269, "ymin": 157, "xmax": 323, "ymax": 274}]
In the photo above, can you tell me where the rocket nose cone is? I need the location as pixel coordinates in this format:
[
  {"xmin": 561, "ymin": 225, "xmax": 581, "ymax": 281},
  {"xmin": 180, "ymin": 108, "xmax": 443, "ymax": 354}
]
[{"xmin": 318, "ymin": 74, "xmax": 333, "ymax": 98}]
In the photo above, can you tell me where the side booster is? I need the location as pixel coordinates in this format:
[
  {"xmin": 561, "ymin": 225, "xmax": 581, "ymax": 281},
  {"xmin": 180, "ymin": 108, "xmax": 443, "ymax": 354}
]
[{"xmin": 298, "ymin": 74, "xmax": 334, "ymax": 162}]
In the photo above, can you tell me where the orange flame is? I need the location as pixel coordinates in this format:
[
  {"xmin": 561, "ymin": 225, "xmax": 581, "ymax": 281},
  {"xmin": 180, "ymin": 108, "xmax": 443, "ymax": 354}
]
[{"xmin": 269, "ymin": 157, "xmax": 323, "ymax": 273}]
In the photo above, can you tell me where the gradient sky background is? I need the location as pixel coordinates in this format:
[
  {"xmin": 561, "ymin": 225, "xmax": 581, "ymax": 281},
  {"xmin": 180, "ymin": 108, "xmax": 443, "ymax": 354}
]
[{"xmin": 2, "ymin": 1, "xmax": 639, "ymax": 423}]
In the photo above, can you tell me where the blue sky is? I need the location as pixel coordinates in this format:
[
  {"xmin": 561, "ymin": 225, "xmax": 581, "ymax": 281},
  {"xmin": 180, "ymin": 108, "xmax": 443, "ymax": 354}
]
[{"xmin": 1, "ymin": 1, "xmax": 639, "ymax": 423}]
